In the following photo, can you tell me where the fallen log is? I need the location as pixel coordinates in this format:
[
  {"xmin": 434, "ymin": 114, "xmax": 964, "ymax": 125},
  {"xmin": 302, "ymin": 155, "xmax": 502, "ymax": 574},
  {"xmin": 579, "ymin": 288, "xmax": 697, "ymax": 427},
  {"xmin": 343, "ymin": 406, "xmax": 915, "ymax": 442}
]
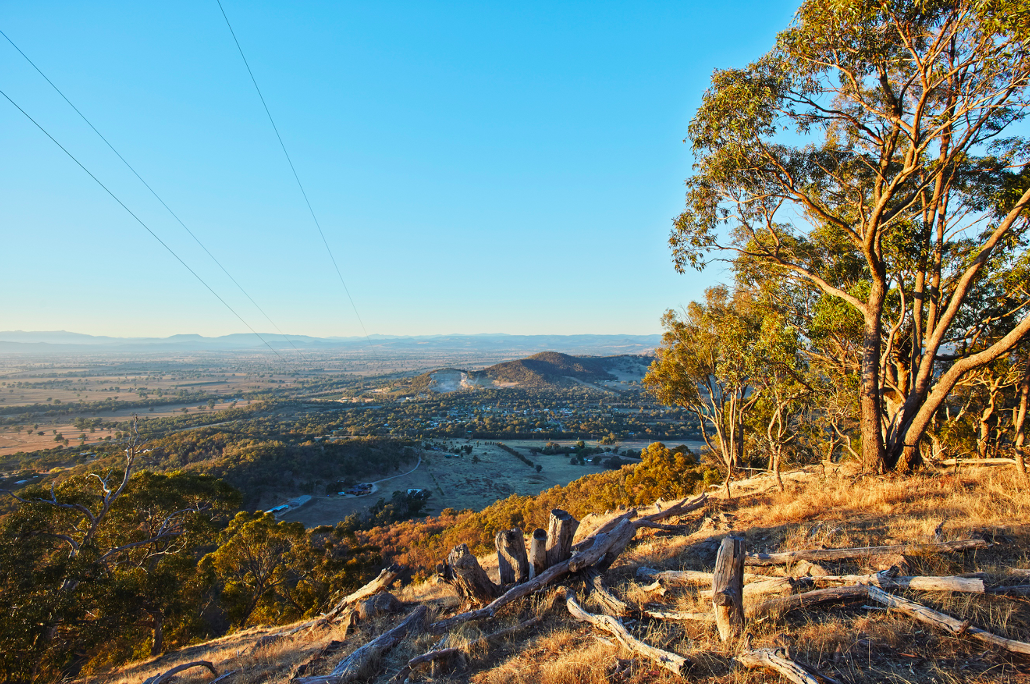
[
  {"xmin": 867, "ymin": 585, "xmax": 1030, "ymax": 655},
  {"xmin": 430, "ymin": 518, "xmax": 638, "ymax": 634},
  {"xmin": 584, "ymin": 567, "xmax": 630, "ymax": 617},
  {"xmin": 565, "ymin": 589, "xmax": 688, "ymax": 677},
  {"xmin": 330, "ymin": 564, "xmax": 403, "ymax": 614},
  {"xmin": 643, "ymin": 493, "xmax": 707, "ymax": 522},
  {"xmin": 712, "ymin": 536, "xmax": 746, "ymax": 641},
  {"xmin": 939, "ymin": 458, "xmax": 1017, "ymax": 467},
  {"xmin": 388, "ymin": 648, "xmax": 460, "ymax": 683},
  {"xmin": 747, "ymin": 585, "xmax": 869, "ymax": 618},
  {"xmin": 142, "ymin": 661, "xmax": 218, "ymax": 684},
  {"xmin": 318, "ymin": 564, "xmax": 405, "ymax": 625},
  {"xmin": 575, "ymin": 494, "xmax": 707, "ymax": 550},
  {"xmin": 736, "ymin": 648, "xmax": 825, "ymax": 684},
  {"xmin": 588, "ymin": 516, "xmax": 639, "ymax": 573},
  {"xmin": 811, "ymin": 574, "xmax": 984, "ymax": 593},
  {"xmin": 634, "ymin": 519, "xmax": 693, "ymax": 532},
  {"xmin": 746, "ymin": 539, "xmax": 989, "ymax": 566},
  {"xmin": 295, "ymin": 605, "xmax": 431, "ymax": 684},
  {"xmin": 642, "ymin": 606, "xmax": 715, "ymax": 623},
  {"xmin": 988, "ymin": 584, "xmax": 1030, "ymax": 596}
]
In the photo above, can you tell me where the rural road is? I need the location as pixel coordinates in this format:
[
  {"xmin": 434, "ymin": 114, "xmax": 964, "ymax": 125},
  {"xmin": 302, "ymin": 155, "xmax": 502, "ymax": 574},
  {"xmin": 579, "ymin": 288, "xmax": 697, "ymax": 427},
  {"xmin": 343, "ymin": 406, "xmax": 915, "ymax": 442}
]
[
  {"xmin": 368, "ymin": 454, "xmax": 423, "ymax": 486},
  {"xmin": 340, "ymin": 454, "xmax": 424, "ymax": 498}
]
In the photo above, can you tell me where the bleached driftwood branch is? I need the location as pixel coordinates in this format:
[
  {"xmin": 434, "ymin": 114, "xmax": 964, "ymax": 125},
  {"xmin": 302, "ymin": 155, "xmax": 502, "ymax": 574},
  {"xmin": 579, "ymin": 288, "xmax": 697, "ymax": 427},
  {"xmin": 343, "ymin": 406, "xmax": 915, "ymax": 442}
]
[
  {"xmin": 736, "ymin": 648, "xmax": 834, "ymax": 684},
  {"xmin": 295, "ymin": 605, "xmax": 430, "ymax": 684},
  {"xmin": 867, "ymin": 586, "xmax": 1030, "ymax": 655},
  {"xmin": 746, "ymin": 539, "xmax": 989, "ymax": 566},
  {"xmin": 565, "ymin": 589, "xmax": 688, "ymax": 677}
]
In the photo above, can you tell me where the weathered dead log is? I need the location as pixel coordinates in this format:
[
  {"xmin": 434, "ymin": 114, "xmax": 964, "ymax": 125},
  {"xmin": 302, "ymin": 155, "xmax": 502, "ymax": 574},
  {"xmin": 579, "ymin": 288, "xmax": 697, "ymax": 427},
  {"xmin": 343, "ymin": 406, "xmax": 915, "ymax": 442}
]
[
  {"xmin": 292, "ymin": 640, "xmax": 347, "ymax": 679},
  {"xmin": 712, "ymin": 536, "xmax": 746, "ymax": 641},
  {"xmin": 584, "ymin": 567, "xmax": 630, "ymax": 617},
  {"xmin": 747, "ymin": 585, "xmax": 869, "ymax": 618},
  {"xmin": 634, "ymin": 519, "xmax": 693, "ymax": 532},
  {"xmin": 393, "ymin": 616, "xmax": 542, "ymax": 682},
  {"xmin": 431, "ymin": 518, "xmax": 638, "ymax": 634},
  {"xmin": 642, "ymin": 493, "xmax": 707, "ymax": 522},
  {"xmin": 584, "ymin": 517, "xmax": 639, "ymax": 573},
  {"xmin": 642, "ymin": 606, "xmax": 715, "ymax": 623},
  {"xmin": 496, "ymin": 528, "xmax": 530, "ymax": 585},
  {"xmin": 736, "ymin": 648, "xmax": 825, "ymax": 684},
  {"xmin": 746, "ymin": 539, "xmax": 989, "ymax": 566},
  {"xmin": 867, "ymin": 585, "xmax": 1030, "ymax": 655},
  {"xmin": 989, "ymin": 584, "xmax": 1030, "ymax": 596},
  {"xmin": 209, "ymin": 671, "xmax": 238, "ymax": 684},
  {"xmin": 811, "ymin": 574, "xmax": 985, "ymax": 593},
  {"xmin": 587, "ymin": 510, "xmax": 637, "ymax": 540},
  {"xmin": 142, "ymin": 661, "xmax": 218, "ymax": 684},
  {"xmin": 546, "ymin": 509, "xmax": 580, "ymax": 567},
  {"xmin": 320, "ymin": 563, "xmax": 405, "ymax": 623},
  {"xmin": 528, "ymin": 528, "xmax": 547, "ymax": 578},
  {"xmin": 565, "ymin": 589, "xmax": 688, "ymax": 676},
  {"xmin": 447, "ymin": 544, "xmax": 499, "ymax": 606},
  {"xmin": 389, "ymin": 648, "xmax": 460, "ymax": 683},
  {"xmin": 295, "ymin": 605, "xmax": 431, "ymax": 684},
  {"xmin": 939, "ymin": 457, "xmax": 1017, "ymax": 467}
]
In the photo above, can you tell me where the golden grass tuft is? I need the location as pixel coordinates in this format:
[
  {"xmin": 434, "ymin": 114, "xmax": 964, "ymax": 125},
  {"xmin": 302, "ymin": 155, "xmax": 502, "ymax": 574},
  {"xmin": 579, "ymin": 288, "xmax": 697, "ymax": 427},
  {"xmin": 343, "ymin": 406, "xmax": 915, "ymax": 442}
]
[{"xmin": 85, "ymin": 466, "xmax": 1030, "ymax": 684}]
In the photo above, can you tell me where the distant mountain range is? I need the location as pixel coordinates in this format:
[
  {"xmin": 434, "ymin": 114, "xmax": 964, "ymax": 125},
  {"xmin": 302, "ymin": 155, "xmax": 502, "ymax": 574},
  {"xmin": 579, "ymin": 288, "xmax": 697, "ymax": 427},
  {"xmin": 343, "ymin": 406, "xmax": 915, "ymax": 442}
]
[{"xmin": 0, "ymin": 330, "xmax": 661, "ymax": 357}]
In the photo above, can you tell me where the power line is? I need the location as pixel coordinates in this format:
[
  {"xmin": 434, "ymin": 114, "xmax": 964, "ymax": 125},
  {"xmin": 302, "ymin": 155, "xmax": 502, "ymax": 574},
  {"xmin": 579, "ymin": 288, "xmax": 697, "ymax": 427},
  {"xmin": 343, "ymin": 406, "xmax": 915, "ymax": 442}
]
[
  {"xmin": 0, "ymin": 87, "xmax": 284, "ymax": 362},
  {"xmin": 214, "ymin": 0, "xmax": 378, "ymax": 360},
  {"xmin": 1, "ymin": 28, "xmax": 300, "ymax": 358}
]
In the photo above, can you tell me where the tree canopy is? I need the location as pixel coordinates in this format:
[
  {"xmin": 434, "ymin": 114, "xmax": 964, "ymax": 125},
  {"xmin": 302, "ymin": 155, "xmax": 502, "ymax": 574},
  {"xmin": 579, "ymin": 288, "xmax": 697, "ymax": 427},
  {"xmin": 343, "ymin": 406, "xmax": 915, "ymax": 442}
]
[{"xmin": 671, "ymin": 0, "xmax": 1030, "ymax": 471}]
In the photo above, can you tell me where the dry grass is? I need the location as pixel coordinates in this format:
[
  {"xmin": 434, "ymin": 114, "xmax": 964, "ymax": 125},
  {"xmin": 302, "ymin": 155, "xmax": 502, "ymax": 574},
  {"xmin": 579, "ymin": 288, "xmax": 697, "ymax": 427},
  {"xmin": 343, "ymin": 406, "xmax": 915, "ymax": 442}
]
[{"xmin": 85, "ymin": 466, "xmax": 1030, "ymax": 684}]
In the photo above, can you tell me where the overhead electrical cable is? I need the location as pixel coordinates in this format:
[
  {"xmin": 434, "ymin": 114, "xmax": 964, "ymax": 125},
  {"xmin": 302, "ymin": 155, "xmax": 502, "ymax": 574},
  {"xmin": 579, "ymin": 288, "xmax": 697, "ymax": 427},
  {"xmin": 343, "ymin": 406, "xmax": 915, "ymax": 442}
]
[
  {"xmin": 214, "ymin": 0, "xmax": 378, "ymax": 360},
  {"xmin": 0, "ymin": 87, "xmax": 284, "ymax": 362},
  {"xmin": 1, "ymin": 28, "xmax": 300, "ymax": 358}
]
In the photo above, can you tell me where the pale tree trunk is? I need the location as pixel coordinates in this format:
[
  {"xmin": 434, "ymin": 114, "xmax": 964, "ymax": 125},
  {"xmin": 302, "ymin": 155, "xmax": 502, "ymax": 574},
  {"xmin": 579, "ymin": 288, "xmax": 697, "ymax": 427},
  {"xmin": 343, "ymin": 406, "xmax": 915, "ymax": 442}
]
[
  {"xmin": 1013, "ymin": 364, "xmax": 1030, "ymax": 487},
  {"xmin": 861, "ymin": 288, "xmax": 888, "ymax": 472}
]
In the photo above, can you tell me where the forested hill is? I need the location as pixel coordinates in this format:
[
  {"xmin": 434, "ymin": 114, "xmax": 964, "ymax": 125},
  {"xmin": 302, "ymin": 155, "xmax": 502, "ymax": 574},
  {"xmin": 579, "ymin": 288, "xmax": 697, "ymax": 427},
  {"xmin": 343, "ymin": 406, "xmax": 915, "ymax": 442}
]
[{"xmin": 474, "ymin": 352, "xmax": 645, "ymax": 387}]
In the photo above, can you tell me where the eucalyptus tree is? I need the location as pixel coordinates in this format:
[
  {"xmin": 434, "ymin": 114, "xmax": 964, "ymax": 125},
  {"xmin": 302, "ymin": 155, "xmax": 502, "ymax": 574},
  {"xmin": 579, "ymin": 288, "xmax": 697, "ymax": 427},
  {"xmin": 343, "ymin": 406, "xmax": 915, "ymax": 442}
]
[
  {"xmin": 671, "ymin": 0, "xmax": 1030, "ymax": 470},
  {"xmin": 644, "ymin": 286, "xmax": 765, "ymax": 480}
]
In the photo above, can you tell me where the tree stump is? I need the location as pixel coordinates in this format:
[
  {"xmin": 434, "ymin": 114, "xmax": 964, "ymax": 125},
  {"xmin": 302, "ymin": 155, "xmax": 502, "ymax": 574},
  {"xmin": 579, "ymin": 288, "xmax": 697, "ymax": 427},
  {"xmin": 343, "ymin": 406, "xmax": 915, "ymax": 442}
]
[
  {"xmin": 447, "ymin": 543, "xmax": 498, "ymax": 605},
  {"xmin": 529, "ymin": 528, "xmax": 548, "ymax": 577},
  {"xmin": 546, "ymin": 509, "xmax": 580, "ymax": 567},
  {"xmin": 496, "ymin": 528, "xmax": 530, "ymax": 585},
  {"xmin": 712, "ymin": 536, "xmax": 746, "ymax": 641}
]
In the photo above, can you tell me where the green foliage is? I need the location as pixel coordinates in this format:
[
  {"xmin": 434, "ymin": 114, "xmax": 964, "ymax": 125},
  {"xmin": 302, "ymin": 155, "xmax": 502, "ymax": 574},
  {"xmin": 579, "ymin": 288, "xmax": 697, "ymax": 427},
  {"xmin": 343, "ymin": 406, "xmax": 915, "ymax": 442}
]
[{"xmin": 357, "ymin": 441, "xmax": 719, "ymax": 573}]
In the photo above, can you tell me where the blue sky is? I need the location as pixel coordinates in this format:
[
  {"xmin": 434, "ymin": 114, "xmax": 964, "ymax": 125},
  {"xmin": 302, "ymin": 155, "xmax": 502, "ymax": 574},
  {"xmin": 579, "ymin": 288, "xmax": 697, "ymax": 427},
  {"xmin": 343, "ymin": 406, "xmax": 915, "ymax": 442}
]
[{"xmin": 1, "ymin": 1, "xmax": 796, "ymax": 338}]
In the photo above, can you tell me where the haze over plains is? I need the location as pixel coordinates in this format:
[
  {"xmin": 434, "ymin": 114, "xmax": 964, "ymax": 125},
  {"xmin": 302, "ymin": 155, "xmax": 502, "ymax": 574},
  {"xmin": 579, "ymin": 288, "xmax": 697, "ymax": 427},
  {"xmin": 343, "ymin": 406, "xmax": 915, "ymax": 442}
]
[{"xmin": 1, "ymin": 1, "xmax": 796, "ymax": 340}]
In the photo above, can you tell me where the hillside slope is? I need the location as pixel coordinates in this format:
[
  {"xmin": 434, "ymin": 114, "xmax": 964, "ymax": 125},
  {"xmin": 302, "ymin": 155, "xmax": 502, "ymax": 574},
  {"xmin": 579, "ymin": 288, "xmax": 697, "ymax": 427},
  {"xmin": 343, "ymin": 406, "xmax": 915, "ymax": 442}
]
[
  {"xmin": 406, "ymin": 352, "xmax": 652, "ymax": 393},
  {"xmin": 87, "ymin": 466, "xmax": 1030, "ymax": 684}
]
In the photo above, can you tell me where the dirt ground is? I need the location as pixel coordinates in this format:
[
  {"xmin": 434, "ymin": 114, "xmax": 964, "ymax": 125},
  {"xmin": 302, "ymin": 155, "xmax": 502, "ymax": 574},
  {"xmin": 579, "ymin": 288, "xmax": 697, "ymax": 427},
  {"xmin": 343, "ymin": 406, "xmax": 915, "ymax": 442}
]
[{"xmin": 279, "ymin": 440, "xmax": 620, "ymax": 528}]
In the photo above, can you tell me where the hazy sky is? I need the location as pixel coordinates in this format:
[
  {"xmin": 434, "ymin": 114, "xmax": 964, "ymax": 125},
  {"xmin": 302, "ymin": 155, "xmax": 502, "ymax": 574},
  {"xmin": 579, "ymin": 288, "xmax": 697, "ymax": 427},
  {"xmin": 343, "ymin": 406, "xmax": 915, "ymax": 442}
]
[{"xmin": 1, "ymin": 1, "xmax": 796, "ymax": 338}]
